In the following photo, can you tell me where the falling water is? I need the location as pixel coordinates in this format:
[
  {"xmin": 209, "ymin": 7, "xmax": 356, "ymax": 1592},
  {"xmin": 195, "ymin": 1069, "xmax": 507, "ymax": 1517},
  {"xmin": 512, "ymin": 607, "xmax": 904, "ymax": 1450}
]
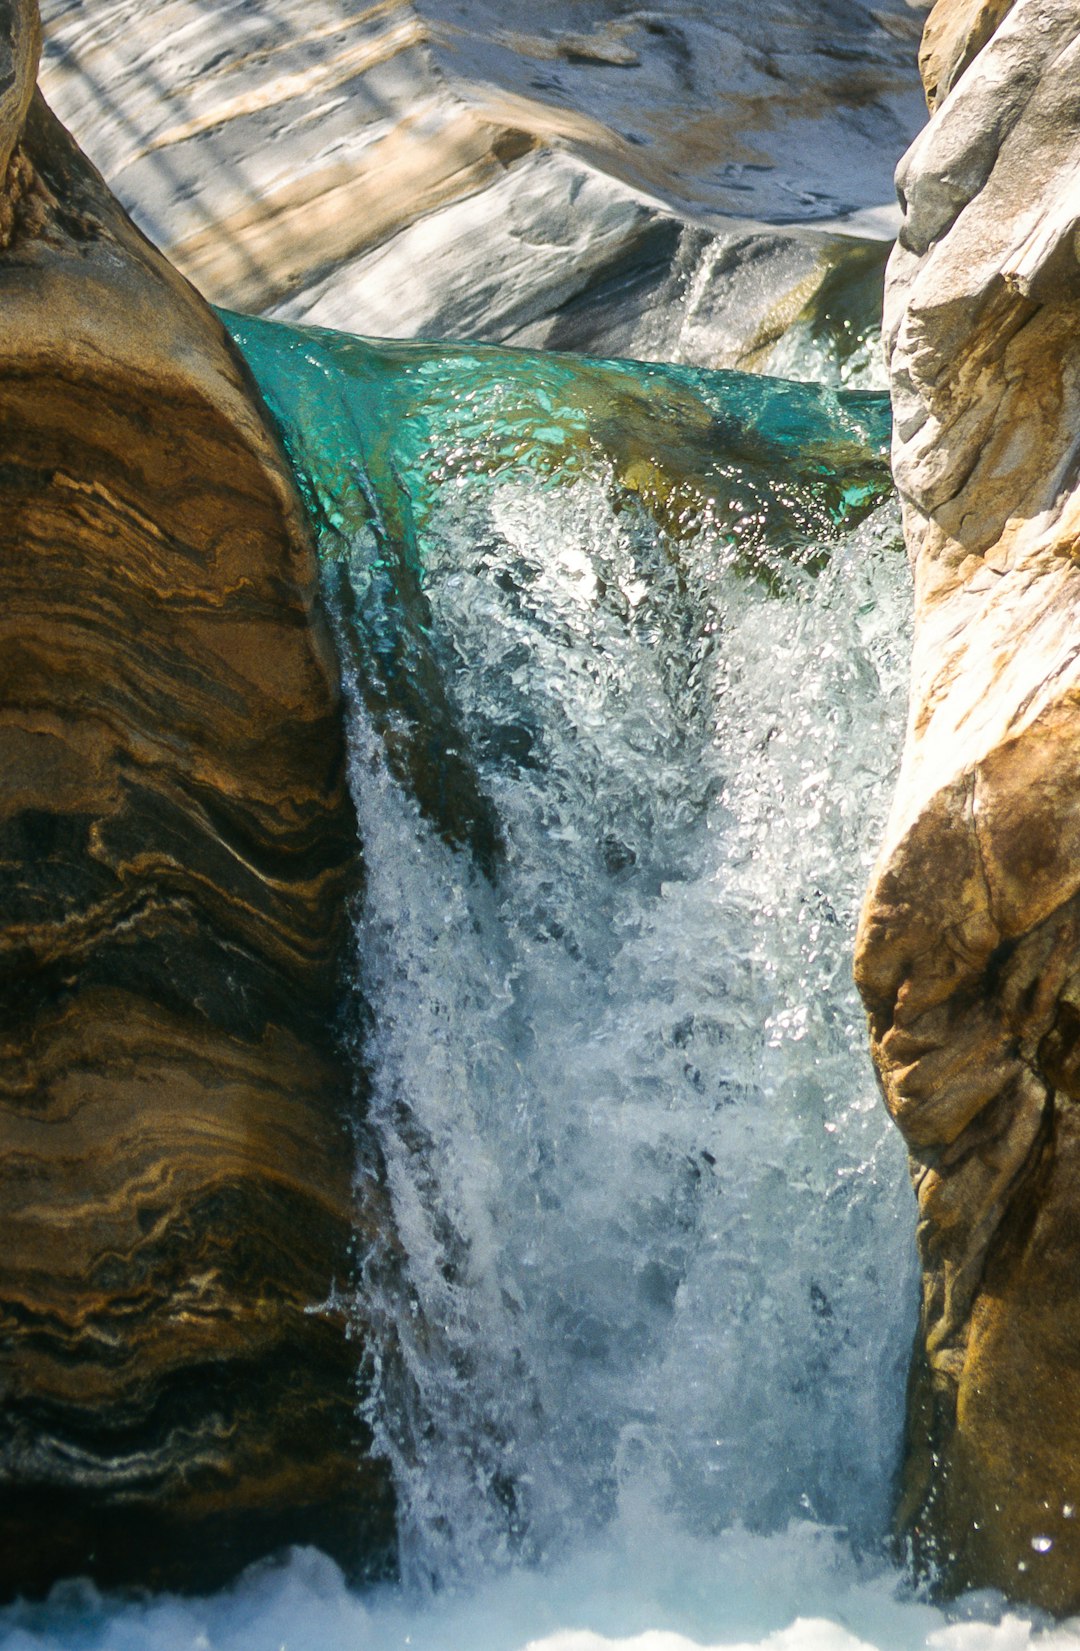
[
  {"xmin": 343, "ymin": 487, "xmax": 917, "ymax": 1582},
  {"xmin": 228, "ymin": 319, "xmax": 915, "ymax": 1579},
  {"xmin": 6, "ymin": 323, "xmax": 1061, "ymax": 1649}
]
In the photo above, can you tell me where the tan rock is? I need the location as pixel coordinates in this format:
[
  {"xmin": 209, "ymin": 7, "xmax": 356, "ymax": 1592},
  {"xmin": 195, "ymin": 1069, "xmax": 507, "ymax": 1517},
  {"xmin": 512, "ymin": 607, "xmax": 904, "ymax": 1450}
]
[
  {"xmin": 0, "ymin": 0, "xmax": 393, "ymax": 1597},
  {"xmin": 918, "ymin": 0, "xmax": 1018, "ymax": 108},
  {"xmin": 856, "ymin": 0, "xmax": 1080, "ymax": 1610}
]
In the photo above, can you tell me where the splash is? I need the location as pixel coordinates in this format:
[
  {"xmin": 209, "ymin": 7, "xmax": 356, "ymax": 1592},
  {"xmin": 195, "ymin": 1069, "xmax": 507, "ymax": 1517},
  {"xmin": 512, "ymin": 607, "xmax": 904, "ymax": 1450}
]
[{"xmin": 224, "ymin": 315, "xmax": 913, "ymax": 1588}]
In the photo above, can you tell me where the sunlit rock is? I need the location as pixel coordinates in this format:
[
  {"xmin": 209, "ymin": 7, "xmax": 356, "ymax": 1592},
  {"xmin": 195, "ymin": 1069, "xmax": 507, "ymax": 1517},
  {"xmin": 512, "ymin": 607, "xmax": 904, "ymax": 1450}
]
[
  {"xmin": 35, "ymin": 0, "xmax": 927, "ymax": 372},
  {"xmin": 0, "ymin": 0, "xmax": 393, "ymax": 1598},
  {"xmin": 855, "ymin": 0, "xmax": 1080, "ymax": 1611},
  {"xmin": 918, "ymin": 0, "xmax": 1018, "ymax": 109}
]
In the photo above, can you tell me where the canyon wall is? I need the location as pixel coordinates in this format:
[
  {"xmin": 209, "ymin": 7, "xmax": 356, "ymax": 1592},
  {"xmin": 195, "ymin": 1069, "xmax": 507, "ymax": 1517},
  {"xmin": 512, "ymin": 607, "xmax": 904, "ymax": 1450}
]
[
  {"xmin": 855, "ymin": 0, "xmax": 1080, "ymax": 1611},
  {"xmin": 0, "ymin": 0, "xmax": 393, "ymax": 1596}
]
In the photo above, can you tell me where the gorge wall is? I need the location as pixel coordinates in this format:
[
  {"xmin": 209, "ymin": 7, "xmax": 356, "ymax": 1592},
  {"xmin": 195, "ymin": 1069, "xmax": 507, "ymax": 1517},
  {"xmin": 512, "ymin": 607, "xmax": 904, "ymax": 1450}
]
[
  {"xmin": 0, "ymin": 0, "xmax": 393, "ymax": 1597},
  {"xmin": 855, "ymin": 0, "xmax": 1080, "ymax": 1611}
]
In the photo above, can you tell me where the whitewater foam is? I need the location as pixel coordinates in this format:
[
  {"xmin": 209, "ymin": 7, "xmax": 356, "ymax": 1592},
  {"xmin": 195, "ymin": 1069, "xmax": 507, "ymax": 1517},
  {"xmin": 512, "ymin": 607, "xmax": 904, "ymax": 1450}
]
[{"xmin": 1, "ymin": 1522, "xmax": 1072, "ymax": 1651}]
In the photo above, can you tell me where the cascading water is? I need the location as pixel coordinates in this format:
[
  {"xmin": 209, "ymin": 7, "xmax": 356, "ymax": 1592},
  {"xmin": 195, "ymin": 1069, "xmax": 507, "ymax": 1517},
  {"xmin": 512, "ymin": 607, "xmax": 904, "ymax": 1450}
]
[
  {"xmin": 342, "ymin": 480, "xmax": 916, "ymax": 1582},
  {"xmin": 4, "ymin": 323, "xmax": 1058, "ymax": 1650},
  {"xmin": 238, "ymin": 320, "xmax": 916, "ymax": 1588}
]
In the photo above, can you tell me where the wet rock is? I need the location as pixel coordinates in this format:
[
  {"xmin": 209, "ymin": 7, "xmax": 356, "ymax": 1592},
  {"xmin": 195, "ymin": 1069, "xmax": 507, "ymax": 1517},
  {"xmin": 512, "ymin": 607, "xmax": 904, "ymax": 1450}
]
[
  {"xmin": 0, "ymin": 0, "xmax": 393, "ymax": 1598},
  {"xmin": 855, "ymin": 0, "xmax": 1080, "ymax": 1612}
]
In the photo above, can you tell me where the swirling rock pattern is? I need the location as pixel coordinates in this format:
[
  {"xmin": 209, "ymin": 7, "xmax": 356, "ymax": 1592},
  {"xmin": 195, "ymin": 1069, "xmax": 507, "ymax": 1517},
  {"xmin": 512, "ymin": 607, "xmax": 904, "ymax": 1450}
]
[
  {"xmin": 35, "ymin": 0, "xmax": 927, "ymax": 367},
  {"xmin": 855, "ymin": 0, "xmax": 1080, "ymax": 1611},
  {"xmin": 0, "ymin": 0, "xmax": 393, "ymax": 1597}
]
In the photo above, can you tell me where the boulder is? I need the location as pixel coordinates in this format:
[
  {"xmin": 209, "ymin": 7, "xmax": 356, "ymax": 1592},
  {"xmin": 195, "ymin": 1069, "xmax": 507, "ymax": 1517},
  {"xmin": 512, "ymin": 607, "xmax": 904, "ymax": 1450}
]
[
  {"xmin": 855, "ymin": 0, "xmax": 1080, "ymax": 1610},
  {"xmin": 0, "ymin": 0, "xmax": 393, "ymax": 1597},
  {"xmin": 918, "ymin": 0, "xmax": 1018, "ymax": 109}
]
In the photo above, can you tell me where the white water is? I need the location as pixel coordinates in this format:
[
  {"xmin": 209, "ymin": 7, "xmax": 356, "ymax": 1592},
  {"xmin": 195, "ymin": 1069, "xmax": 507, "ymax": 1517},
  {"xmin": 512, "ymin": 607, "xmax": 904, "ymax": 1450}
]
[
  {"xmin": 3, "ymin": 1527, "xmax": 1075, "ymax": 1651},
  {"xmin": 6, "ymin": 408, "xmax": 1071, "ymax": 1651},
  {"xmin": 346, "ymin": 476, "xmax": 916, "ymax": 1589}
]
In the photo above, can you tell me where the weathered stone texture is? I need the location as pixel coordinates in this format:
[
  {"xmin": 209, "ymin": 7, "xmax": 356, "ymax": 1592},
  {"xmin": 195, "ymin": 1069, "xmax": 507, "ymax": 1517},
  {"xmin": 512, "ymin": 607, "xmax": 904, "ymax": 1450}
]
[
  {"xmin": 918, "ymin": 0, "xmax": 1018, "ymax": 108},
  {"xmin": 0, "ymin": 0, "xmax": 392, "ymax": 1597},
  {"xmin": 855, "ymin": 0, "xmax": 1080, "ymax": 1610}
]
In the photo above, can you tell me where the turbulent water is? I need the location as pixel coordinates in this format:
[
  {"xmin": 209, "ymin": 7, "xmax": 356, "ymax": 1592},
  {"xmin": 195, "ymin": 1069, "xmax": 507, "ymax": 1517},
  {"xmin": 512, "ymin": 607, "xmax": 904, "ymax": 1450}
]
[{"xmin": 3, "ymin": 325, "xmax": 1070, "ymax": 1649}]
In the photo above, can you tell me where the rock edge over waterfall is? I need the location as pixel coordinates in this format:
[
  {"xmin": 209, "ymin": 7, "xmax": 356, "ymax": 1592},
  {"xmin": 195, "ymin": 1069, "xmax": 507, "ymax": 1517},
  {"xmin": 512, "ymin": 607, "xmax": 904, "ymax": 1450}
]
[
  {"xmin": 854, "ymin": 0, "xmax": 1080, "ymax": 1611},
  {"xmin": 0, "ymin": 0, "xmax": 393, "ymax": 1597}
]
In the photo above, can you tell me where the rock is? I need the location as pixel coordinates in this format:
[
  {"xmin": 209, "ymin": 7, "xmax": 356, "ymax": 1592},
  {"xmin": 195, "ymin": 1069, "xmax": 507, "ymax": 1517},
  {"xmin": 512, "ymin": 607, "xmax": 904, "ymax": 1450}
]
[
  {"xmin": 554, "ymin": 30, "xmax": 641, "ymax": 68},
  {"xmin": 35, "ymin": 0, "xmax": 926, "ymax": 366},
  {"xmin": 855, "ymin": 0, "xmax": 1080, "ymax": 1611},
  {"xmin": 918, "ymin": 0, "xmax": 1018, "ymax": 108},
  {"xmin": 272, "ymin": 157, "xmax": 891, "ymax": 385},
  {"xmin": 0, "ymin": 0, "xmax": 393, "ymax": 1597},
  {"xmin": 0, "ymin": 0, "xmax": 38, "ymax": 196}
]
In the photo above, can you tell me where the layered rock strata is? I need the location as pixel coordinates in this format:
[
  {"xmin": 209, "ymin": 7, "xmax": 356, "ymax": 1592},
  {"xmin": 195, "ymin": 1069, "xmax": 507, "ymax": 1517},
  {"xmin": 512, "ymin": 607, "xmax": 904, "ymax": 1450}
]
[
  {"xmin": 35, "ymin": 0, "xmax": 927, "ymax": 371},
  {"xmin": 855, "ymin": 0, "xmax": 1080, "ymax": 1611},
  {"xmin": 0, "ymin": 0, "xmax": 392, "ymax": 1596}
]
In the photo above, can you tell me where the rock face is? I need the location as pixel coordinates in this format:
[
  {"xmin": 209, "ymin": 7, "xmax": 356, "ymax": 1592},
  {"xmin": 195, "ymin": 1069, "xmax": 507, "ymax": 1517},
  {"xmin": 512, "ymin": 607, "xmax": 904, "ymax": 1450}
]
[
  {"xmin": 0, "ymin": 0, "xmax": 392, "ymax": 1597},
  {"xmin": 35, "ymin": 0, "xmax": 928, "ymax": 374},
  {"xmin": 855, "ymin": 0, "xmax": 1080, "ymax": 1611},
  {"xmin": 917, "ymin": 0, "xmax": 1017, "ymax": 108}
]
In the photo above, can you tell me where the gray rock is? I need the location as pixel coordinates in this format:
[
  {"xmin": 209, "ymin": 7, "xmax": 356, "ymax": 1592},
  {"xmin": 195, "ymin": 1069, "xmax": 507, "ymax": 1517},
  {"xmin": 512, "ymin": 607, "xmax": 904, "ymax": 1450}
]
[{"xmin": 36, "ymin": 0, "xmax": 927, "ymax": 367}]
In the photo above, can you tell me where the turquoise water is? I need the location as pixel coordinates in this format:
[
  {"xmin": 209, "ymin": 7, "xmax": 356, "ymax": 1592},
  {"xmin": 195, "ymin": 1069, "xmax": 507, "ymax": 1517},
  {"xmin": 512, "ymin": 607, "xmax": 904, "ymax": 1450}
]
[
  {"xmin": 222, "ymin": 313, "xmax": 893, "ymax": 872},
  {"xmin": 221, "ymin": 314, "xmax": 891, "ymax": 564}
]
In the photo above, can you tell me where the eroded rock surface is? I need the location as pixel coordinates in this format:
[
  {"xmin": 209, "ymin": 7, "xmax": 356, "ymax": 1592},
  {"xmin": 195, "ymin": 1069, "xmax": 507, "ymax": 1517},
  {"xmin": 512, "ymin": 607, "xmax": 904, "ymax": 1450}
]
[
  {"xmin": 34, "ymin": 0, "xmax": 927, "ymax": 374},
  {"xmin": 0, "ymin": 0, "xmax": 393, "ymax": 1597},
  {"xmin": 855, "ymin": 0, "xmax": 1080, "ymax": 1610},
  {"xmin": 918, "ymin": 0, "xmax": 1017, "ymax": 108}
]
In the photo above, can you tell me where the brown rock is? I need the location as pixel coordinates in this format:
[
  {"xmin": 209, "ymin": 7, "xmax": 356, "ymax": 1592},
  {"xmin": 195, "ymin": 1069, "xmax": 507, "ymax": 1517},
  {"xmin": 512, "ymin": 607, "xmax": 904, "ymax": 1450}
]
[
  {"xmin": 0, "ymin": 0, "xmax": 393, "ymax": 1596},
  {"xmin": 856, "ymin": 0, "xmax": 1080, "ymax": 1612},
  {"xmin": 918, "ymin": 0, "xmax": 1018, "ymax": 109}
]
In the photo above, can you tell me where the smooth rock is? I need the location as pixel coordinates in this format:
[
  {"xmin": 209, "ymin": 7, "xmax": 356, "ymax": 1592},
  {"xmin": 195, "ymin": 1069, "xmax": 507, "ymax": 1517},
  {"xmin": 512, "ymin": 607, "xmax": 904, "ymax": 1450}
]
[
  {"xmin": 0, "ymin": 0, "xmax": 393, "ymax": 1597},
  {"xmin": 0, "ymin": 0, "xmax": 37, "ymax": 191},
  {"xmin": 275, "ymin": 162, "xmax": 891, "ymax": 385},
  {"xmin": 34, "ymin": 0, "xmax": 926, "ymax": 369},
  {"xmin": 856, "ymin": 0, "xmax": 1080, "ymax": 1611}
]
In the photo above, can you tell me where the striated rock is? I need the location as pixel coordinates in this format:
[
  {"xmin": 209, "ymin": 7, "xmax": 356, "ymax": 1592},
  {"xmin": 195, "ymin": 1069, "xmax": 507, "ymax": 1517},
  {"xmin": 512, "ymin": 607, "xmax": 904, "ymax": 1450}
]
[
  {"xmin": 34, "ymin": 0, "xmax": 926, "ymax": 367},
  {"xmin": 284, "ymin": 191, "xmax": 893, "ymax": 387},
  {"xmin": 855, "ymin": 0, "xmax": 1080, "ymax": 1611},
  {"xmin": 0, "ymin": 0, "xmax": 393, "ymax": 1597}
]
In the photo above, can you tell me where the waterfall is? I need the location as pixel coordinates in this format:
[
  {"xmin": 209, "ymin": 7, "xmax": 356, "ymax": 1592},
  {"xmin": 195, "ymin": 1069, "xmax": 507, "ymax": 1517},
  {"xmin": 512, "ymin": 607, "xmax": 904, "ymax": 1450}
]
[
  {"xmin": 343, "ymin": 491, "xmax": 917, "ymax": 1585},
  {"xmin": 227, "ymin": 319, "xmax": 916, "ymax": 1581},
  {"xmin": 10, "ymin": 322, "xmax": 1050, "ymax": 1650}
]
